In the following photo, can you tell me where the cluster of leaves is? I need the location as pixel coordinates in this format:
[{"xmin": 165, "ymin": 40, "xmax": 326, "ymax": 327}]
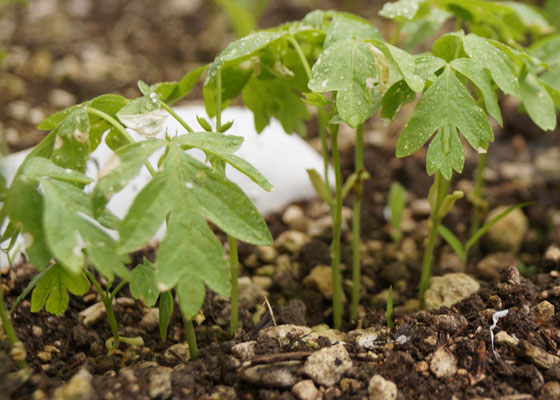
[{"xmin": 0, "ymin": 75, "xmax": 272, "ymax": 344}]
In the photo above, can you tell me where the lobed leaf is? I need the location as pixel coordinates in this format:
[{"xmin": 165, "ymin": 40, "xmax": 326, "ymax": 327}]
[
  {"xmin": 130, "ymin": 258, "xmax": 159, "ymax": 307},
  {"xmin": 519, "ymin": 70, "xmax": 557, "ymax": 131},
  {"xmin": 324, "ymin": 12, "xmax": 382, "ymax": 48}
]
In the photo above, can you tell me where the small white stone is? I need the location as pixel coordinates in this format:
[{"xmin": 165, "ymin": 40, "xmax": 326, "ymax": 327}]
[
  {"xmin": 303, "ymin": 344, "xmax": 352, "ymax": 387},
  {"xmin": 368, "ymin": 374, "xmax": 397, "ymax": 400},
  {"xmin": 430, "ymin": 348, "xmax": 457, "ymax": 378},
  {"xmin": 292, "ymin": 379, "xmax": 323, "ymax": 400}
]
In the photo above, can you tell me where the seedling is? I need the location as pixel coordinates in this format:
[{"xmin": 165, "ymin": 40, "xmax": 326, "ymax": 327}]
[
  {"xmin": 386, "ymin": 285, "xmax": 394, "ymax": 328},
  {"xmin": 385, "ymin": 182, "xmax": 407, "ymax": 243}
]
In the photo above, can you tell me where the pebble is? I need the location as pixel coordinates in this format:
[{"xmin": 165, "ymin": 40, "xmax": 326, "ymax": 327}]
[
  {"xmin": 476, "ymin": 253, "xmax": 518, "ymax": 281},
  {"xmin": 275, "ymin": 230, "xmax": 312, "ymax": 254},
  {"xmin": 303, "ymin": 265, "xmax": 336, "ymax": 300},
  {"xmin": 283, "ymin": 205, "xmax": 309, "ymax": 232},
  {"xmin": 543, "ymin": 244, "xmax": 560, "ymax": 270},
  {"xmin": 241, "ymin": 361, "xmax": 301, "ymax": 389},
  {"xmin": 414, "ymin": 361, "xmax": 429, "ymax": 373},
  {"xmin": 368, "ymin": 374, "xmax": 397, "ymax": 400},
  {"xmin": 431, "ymin": 314, "xmax": 467, "ymax": 334},
  {"xmin": 148, "ymin": 367, "xmax": 172, "ymax": 399},
  {"xmin": 163, "ymin": 343, "xmax": 190, "ymax": 364},
  {"xmin": 355, "ymin": 330, "xmax": 381, "ymax": 351},
  {"xmin": 37, "ymin": 351, "xmax": 52, "ymax": 362},
  {"xmin": 536, "ymin": 147, "xmax": 560, "ymax": 179},
  {"xmin": 484, "ymin": 206, "xmax": 528, "ymax": 254},
  {"xmin": 256, "ymin": 245, "xmax": 278, "ymax": 263},
  {"xmin": 340, "ymin": 377, "xmax": 361, "ymax": 393},
  {"xmin": 542, "ymin": 381, "xmax": 560, "ymax": 399},
  {"xmin": 253, "ymin": 276, "xmax": 273, "ymax": 291},
  {"xmin": 292, "ymin": 379, "xmax": 323, "ymax": 400},
  {"xmin": 410, "ymin": 198, "xmax": 431, "ymax": 217},
  {"xmin": 79, "ymin": 302, "xmax": 105, "ymax": 327},
  {"xmin": 238, "ymin": 276, "xmax": 267, "ymax": 309},
  {"xmin": 52, "ymin": 369, "xmax": 93, "ymax": 400},
  {"xmin": 495, "ymin": 331, "xmax": 519, "ymax": 347},
  {"xmin": 430, "ymin": 347, "xmax": 457, "ymax": 378},
  {"xmin": 531, "ymin": 301, "xmax": 555, "ymax": 322},
  {"xmin": 7, "ymin": 100, "xmax": 31, "ymax": 121},
  {"xmin": 231, "ymin": 341, "xmax": 258, "ymax": 361},
  {"xmin": 32, "ymin": 326, "xmax": 43, "ymax": 337},
  {"xmin": 424, "ymin": 273, "xmax": 480, "ymax": 311},
  {"xmin": 243, "ymin": 253, "xmax": 259, "ymax": 269},
  {"xmin": 258, "ymin": 325, "xmax": 313, "ymax": 346},
  {"xmin": 303, "ymin": 344, "xmax": 352, "ymax": 387},
  {"xmin": 140, "ymin": 308, "xmax": 160, "ymax": 331},
  {"xmin": 517, "ymin": 339, "xmax": 560, "ymax": 369}
]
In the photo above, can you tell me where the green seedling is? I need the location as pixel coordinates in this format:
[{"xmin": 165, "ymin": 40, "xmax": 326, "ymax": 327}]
[
  {"xmin": 216, "ymin": 0, "xmax": 269, "ymax": 38},
  {"xmin": 386, "ymin": 285, "xmax": 394, "ymax": 328},
  {"xmin": 1, "ymin": 72, "xmax": 272, "ymax": 358},
  {"xmin": 386, "ymin": 182, "xmax": 407, "ymax": 243}
]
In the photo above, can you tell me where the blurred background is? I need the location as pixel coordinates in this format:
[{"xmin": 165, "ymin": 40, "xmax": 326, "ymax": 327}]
[{"xmin": 0, "ymin": 0, "xmax": 388, "ymax": 154}]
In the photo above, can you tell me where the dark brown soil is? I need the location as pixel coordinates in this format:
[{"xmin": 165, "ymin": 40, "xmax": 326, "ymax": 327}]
[{"xmin": 2, "ymin": 1, "xmax": 560, "ymax": 400}]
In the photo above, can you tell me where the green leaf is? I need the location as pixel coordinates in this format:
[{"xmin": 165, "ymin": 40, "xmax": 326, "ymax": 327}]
[
  {"xmin": 31, "ymin": 263, "xmax": 89, "ymax": 316},
  {"xmin": 324, "ymin": 12, "xmax": 382, "ymax": 48},
  {"xmin": 242, "ymin": 76, "xmax": 310, "ymax": 136},
  {"xmin": 450, "ymin": 58, "xmax": 502, "ymax": 126},
  {"xmin": 462, "ymin": 34, "xmax": 519, "ymax": 95},
  {"xmin": 173, "ymin": 133, "xmax": 272, "ymax": 191},
  {"xmin": 437, "ymin": 190, "xmax": 464, "ymax": 218},
  {"xmin": 130, "ymin": 258, "xmax": 159, "ymax": 307},
  {"xmin": 414, "ymin": 55, "xmax": 446, "ymax": 82},
  {"xmin": 426, "ymin": 125, "xmax": 464, "ymax": 180},
  {"xmin": 89, "ymin": 94, "xmax": 129, "ymax": 118},
  {"xmin": 196, "ymin": 115, "xmax": 213, "ymax": 132},
  {"xmin": 396, "ymin": 67, "xmax": 493, "ymax": 178},
  {"xmin": 433, "ymin": 31, "xmax": 465, "ymax": 63},
  {"xmin": 117, "ymin": 95, "xmax": 168, "ymax": 138},
  {"xmin": 10, "ymin": 268, "xmax": 48, "ymax": 315},
  {"xmin": 369, "ymin": 39, "xmax": 424, "ymax": 92},
  {"xmin": 308, "ymin": 39, "xmax": 378, "ymax": 128},
  {"xmin": 386, "ymin": 285, "xmax": 393, "ymax": 328},
  {"xmin": 306, "ymin": 168, "xmax": 333, "ymax": 207},
  {"xmin": 302, "ymin": 92, "xmax": 331, "ymax": 107},
  {"xmin": 438, "ymin": 224, "xmax": 466, "ymax": 261},
  {"xmin": 401, "ymin": 7, "xmax": 451, "ymax": 51},
  {"xmin": 159, "ymin": 290, "xmax": 174, "ymax": 342},
  {"xmin": 530, "ymin": 33, "xmax": 560, "ymax": 67},
  {"xmin": 93, "ymin": 139, "xmax": 166, "ymax": 216},
  {"xmin": 216, "ymin": 0, "xmax": 257, "ymax": 38},
  {"xmin": 37, "ymin": 105, "xmax": 81, "ymax": 131},
  {"xmin": 22, "ymin": 157, "xmax": 92, "ymax": 184},
  {"xmin": 51, "ymin": 107, "xmax": 91, "ymax": 172},
  {"xmin": 381, "ymin": 80, "xmax": 416, "ymax": 121},
  {"xmin": 380, "ymin": 0, "xmax": 421, "ymax": 20},
  {"xmin": 519, "ymin": 70, "xmax": 557, "ymax": 131},
  {"xmin": 41, "ymin": 178, "xmax": 123, "ymax": 275},
  {"xmin": 165, "ymin": 65, "xmax": 208, "ymax": 105},
  {"xmin": 502, "ymin": 2, "xmax": 551, "ymax": 34},
  {"xmin": 178, "ymin": 150, "xmax": 272, "ymax": 245}
]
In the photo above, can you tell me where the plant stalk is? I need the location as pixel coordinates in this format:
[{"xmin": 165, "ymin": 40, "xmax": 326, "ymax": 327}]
[
  {"xmin": 160, "ymin": 101, "xmax": 194, "ymax": 133},
  {"xmin": 86, "ymin": 270, "xmax": 121, "ymax": 350},
  {"xmin": 418, "ymin": 172, "xmax": 450, "ymax": 308},
  {"xmin": 330, "ymin": 125, "xmax": 344, "ymax": 329},
  {"xmin": 0, "ymin": 284, "xmax": 27, "ymax": 369},
  {"xmin": 182, "ymin": 315, "xmax": 199, "ymax": 360},
  {"xmin": 350, "ymin": 124, "xmax": 364, "ymax": 322}
]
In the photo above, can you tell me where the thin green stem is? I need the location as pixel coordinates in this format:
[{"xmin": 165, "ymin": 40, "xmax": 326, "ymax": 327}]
[
  {"xmin": 228, "ymin": 235, "xmax": 239, "ymax": 336},
  {"xmin": 350, "ymin": 124, "xmax": 364, "ymax": 322},
  {"xmin": 182, "ymin": 315, "xmax": 199, "ymax": 360},
  {"xmin": 160, "ymin": 101, "xmax": 194, "ymax": 133},
  {"xmin": 287, "ymin": 35, "xmax": 312, "ymax": 79},
  {"xmin": 330, "ymin": 126, "xmax": 344, "ymax": 329},
  {"xmin": 418, "ymin": 172, "xmax": 451, "ymax": 308},
  {"xmin": 86, "ymin": 107, "xmax": 157, "ymax": 177},
  {"xmin": 0, "ymin": 284, "xmax": 27, "ymax": 369},
  {"xmin": 390, "ymin": 22, "xmax": 403, "ymax": 45},
  {"xmin": 109, "ymin": 279, "xmax": 128, "ymax": 302},
  {"xmin": 216, "ymin": 70, "xmax": 222, "ymax": 131},
  {"xmin": 85, "ymin": 270, "xmax": 121, "ymax": 350}
]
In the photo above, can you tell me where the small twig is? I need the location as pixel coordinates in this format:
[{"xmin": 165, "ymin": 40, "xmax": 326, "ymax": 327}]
[{"xmin": 263, "ymin": 296, "xmax": 281, "ymax": 347}]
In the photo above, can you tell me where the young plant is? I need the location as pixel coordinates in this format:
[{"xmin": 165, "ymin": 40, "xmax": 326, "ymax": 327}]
[
  {"xmin": 0, "ymin": 71, "xmax": 272, "ymax": 358},
  {"xmin": 385, "ymin": 181, "xmax": 407, "ymax": 243},
  {"xmin": 386, "ymin": 285, "xmax": 394, "ymax": 328}
]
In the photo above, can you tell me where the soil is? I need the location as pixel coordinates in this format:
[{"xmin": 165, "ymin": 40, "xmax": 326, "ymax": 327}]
[{"xmin": 2, "ymin": 1, "xmax": 560, "ymax": 400}]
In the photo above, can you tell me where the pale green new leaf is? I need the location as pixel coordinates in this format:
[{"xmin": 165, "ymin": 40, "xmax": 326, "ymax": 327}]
[
  {"xmin": 520, "ymin": 70, "xmax": 557, "ymax": 131},
  {"xmin": 381, "ymin": 80, "xmax": 416, "ymax": 120},
  {"xmin": 51, "ymin": 107, "xmax": 90, "ymax": 172},
  {"xmin": 31, "ymin": 264, "xmax": 89, "ymax": 316},
  {"xmin": 308, "ymin": 39, "xmax": 378, "ymax": 128},
  {"xmin": 396, "ymin": 67, "xmax": 493, "ymax": 179},
  {"xmin": 426, "ymin": 125, "xmax": 464, "ymax": 180},
  {"xmin": 130, "ymin": 258, "xmax": 159, "ymax": 307},
  {"xmin": 450, "ymin": 58, "xmax": 502, "ymax": 125},
  {"xmin": 370, "ymin": 39, "xmax": 424, "ymax": 92},
  {"xmin": 463, "ymin": 34, "xmax": 519, "ymax": 95},
  {"xmin": 159, "ymin": 290, "xmax": 174, "ymax": 342}
]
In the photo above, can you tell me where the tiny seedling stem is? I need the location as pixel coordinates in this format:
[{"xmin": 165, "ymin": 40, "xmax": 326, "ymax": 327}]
[
  {"xmin": 350, "ymin": 124, "xmax": 364, "ymax": 322},
  {"xmin": 418, "ymin": 172, "xmax": 450, "ymax": 308},
  {"xmin": 86, "ymin": 270, "xmax": 122, "ymax": 351},
  {"xmin": 330, "ymin": 125, "xmax": 344, "ymax": 329},
  {"xmin": 86, "ymin": 107, "xmax": 157, "ymax": 177},
  {"xmin": 182, "ymin": 315, "xmax": 199, "ymax": 360},
  {"xmin": 0, "ymin": 283, "xmax": 27, "ymax": 369}
]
